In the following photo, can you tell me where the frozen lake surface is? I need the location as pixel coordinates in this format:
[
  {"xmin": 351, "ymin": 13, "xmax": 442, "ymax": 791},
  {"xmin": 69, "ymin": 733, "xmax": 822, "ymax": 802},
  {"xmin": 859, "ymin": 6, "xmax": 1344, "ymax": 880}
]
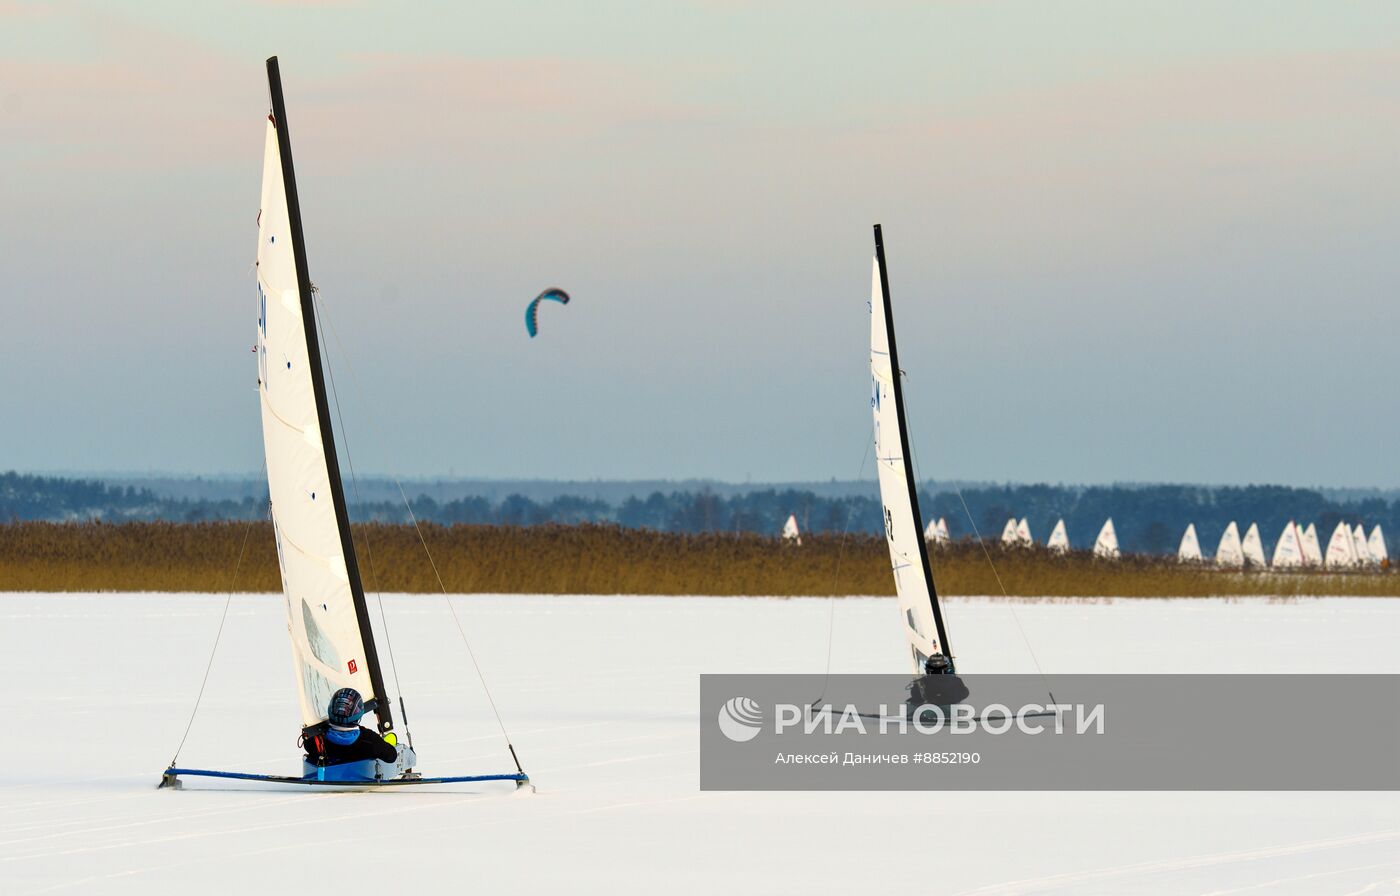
[{"xmin": 3, "ymin": 593, "xmax": 1399, "ymax": 894}]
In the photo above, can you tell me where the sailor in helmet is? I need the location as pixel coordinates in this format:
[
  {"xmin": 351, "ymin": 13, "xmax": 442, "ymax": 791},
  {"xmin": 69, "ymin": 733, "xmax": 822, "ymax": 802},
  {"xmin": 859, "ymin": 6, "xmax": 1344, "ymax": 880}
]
[{"xmin": 305, "ymin": 688, "xmax": 399, "ymax": 766}]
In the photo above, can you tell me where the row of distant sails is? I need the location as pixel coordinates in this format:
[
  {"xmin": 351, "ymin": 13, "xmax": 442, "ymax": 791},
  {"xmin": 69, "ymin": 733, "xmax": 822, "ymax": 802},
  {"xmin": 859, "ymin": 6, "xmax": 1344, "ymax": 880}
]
[
  {"xmin": 781, "ymin": 510, "xmax": 1387, "ymax": 570},
  {"xmin": 948, "ymin": 516, "xmax": 1388, "ymax": 569},
  {"xmin": 920, "ymin": 515, "xmax": 1123, "ymax": 559},
  {"xmin": 1168, "ymin": 520, "xmax": 1386, "ymax": 569}
]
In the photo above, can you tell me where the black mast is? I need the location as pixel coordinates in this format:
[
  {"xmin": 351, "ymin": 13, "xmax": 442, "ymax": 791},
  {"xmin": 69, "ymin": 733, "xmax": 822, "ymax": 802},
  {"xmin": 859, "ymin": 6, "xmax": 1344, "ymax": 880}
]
[
  {"xmin": 266, "ymin": 56, "xmax": 395, "ymax": 734},
  {"xmin": 873, "ymin": 224, "xmax": 953, "ymax": 665}
]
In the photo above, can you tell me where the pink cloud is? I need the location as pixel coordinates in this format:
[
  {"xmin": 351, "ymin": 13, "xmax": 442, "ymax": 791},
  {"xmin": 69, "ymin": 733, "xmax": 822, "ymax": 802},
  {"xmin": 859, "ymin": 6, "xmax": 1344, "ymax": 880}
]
[
  {"xmin": 254, "ymin": 0, "xmax": 363, "ymax": 6},
  {"xmin": 0, "ymin": 1, "xmax": 56, "ymax": 19},
  {"xmin": 261, "ymin": 52, "xmax": 713, "ymax": 172}
]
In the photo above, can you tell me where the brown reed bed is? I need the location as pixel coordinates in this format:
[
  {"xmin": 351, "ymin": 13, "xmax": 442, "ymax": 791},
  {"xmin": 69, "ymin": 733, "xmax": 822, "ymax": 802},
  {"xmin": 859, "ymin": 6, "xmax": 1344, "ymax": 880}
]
[{"xmin": 0, "ymin": 521, "xmax": 1396, "ymax": 597}]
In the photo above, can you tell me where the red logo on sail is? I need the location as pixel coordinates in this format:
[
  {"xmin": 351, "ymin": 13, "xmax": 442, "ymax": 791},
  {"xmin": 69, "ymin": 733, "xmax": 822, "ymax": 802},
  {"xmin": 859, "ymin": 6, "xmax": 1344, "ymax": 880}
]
[{"xmin": 347, "ymin": 659, "xmax": 358, "ymax": 674}]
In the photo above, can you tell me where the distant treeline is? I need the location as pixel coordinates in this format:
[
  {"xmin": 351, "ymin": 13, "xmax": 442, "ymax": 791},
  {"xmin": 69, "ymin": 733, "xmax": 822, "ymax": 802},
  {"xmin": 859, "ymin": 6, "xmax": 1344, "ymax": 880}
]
[
  {"xmin": 2, "ymin": 521, "xmax": 1397, "ymax": 597},
  {"xmin": 1, "ymin": 471, "xmax": 1394, "ymax": 557}
]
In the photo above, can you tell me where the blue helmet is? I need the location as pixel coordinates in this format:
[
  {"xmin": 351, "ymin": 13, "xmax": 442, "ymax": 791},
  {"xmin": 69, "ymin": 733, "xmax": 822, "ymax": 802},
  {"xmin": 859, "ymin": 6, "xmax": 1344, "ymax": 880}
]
[{"xmin": 327, "ymin": 688, "xmax": 365, "ymax": 729}]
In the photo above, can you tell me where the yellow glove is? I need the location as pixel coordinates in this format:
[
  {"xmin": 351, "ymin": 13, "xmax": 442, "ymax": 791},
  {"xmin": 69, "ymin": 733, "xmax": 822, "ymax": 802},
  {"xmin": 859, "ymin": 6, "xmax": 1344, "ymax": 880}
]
[{"xmin": 383, "ymin": 732, "xmax": 397, "ymax": 747}]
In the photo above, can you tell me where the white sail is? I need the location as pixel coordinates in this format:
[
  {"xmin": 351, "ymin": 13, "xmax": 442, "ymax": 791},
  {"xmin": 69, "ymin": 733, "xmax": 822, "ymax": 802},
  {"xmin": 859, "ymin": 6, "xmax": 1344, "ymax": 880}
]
[
  {"xmin": 1001, "ymin": 518, "xmax": 1019, "ymax": 545},
  {"xmin": 936, "ymin": 517, "xmax": 949, "ymax": 543},
  {"xmin": 924, "ymin": 517, "xmax": 949, "ymax": 544},
  {"xmin": 1093, "ymin": 518, "xmax": 1119, "ymax": 559},
  {"xmin": 1352, "ymin": 524, "xmax": 1373, "ymax": 566},
  {"xmin": 782, "ymin": 513, "xmax": 801, "ymax": 545},
  {"xmin": 1270, "ymin": 521, "xmax": 1303, "ymax": 569},
  {"xmin": 1368, "ymin": 525, "xmax": 1388, "ymax": 565},
  {"xmin": 1241, "ymin": 523, "xmax": 1266, "ymax": 567},
  {"xmin": 871, "ymin": 246, "xmax": 948, "ymax": 673},
  {"xmin": 1300, "ymin": 523, "xmax": 1323, "ymax": 566},
  {"xmin": 1015, "ymin": 517, "xmax": 1033, "ymax": 546},
  {"xmin": 1046, "ymin": 518, "xmax": 1069, "ymax": 552},
  {"xmin": 1215, "ymin": 521, "xmax": 1244, "ymax": 567},
  {"xmin": 1325, "ymin": 522, "xmax": 1357, "ymax": 568},
  {"xmin": 257, "ymin": 95, "xmax": 382, "ymax": 729},
  {"xmin": 1177, "ymin": 523, "xmax": 1202, "ymax": 562}
]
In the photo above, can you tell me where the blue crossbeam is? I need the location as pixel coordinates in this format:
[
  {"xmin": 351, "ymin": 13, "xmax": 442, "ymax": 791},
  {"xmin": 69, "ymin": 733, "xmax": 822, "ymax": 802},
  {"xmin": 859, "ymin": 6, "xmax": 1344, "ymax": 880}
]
[{"xmin": 162, "ymin": 767, "xmax": 527, "ymax": 786}]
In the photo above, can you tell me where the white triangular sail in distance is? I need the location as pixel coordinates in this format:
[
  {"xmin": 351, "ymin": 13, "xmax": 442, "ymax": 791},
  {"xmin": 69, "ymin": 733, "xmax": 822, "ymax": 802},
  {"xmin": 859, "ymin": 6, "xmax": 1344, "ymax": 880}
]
[
  {"xmin": 1093, "ymin": 518, "xmax": 1119, "ymax": 559},
  {"xmin": 1325, "ymin": 522, "xmax": 1358, "ymax": 568},
  {"xmin": 1177, "ymin": 523, "xmax": 1201, "ymax": 562},
  {"xmin": 1001, "ymin": 518, "xmax": 1019, "ymax": 545},
  {"xmin": 1046, "ymin": 519, "xmax": 1069, "ymax": 552},
  {"xmin": 781, "ymin": 513, "xmax": 801, "ymax": 544},
  {"xmin": 1368, "ymin": 525, "xmax": 1388, "ymax": 566},
  {"xmin": 870, "ymin": 232, "xmax": 952, "ymax": 674},
  {"xmin": 1241, "ymin": 523, "xmax": 1266, "ymax": 567},
  {"xmin": 1015, "ymin": 517, "xmax": 1033, "ymax": 546},
  {"xmin": 1352, "ymin": 524, "xmax": 1373, "ymax": 566},
  {"xmin": 1300, "ymin": 523, "xmax": 1323, "ymax": 566},
  {"xmin": 257, "ymin": 66, "xmax": 388, "ymax": 732},
  {"xmin": 1215, "ymin": 522, "xmax": 1243, "ymax": 567},
  {"xmin": 1270, "ymin": 521, "xmax": 1303, "ymax": 569},
  {"xmin": 924, "ymin": 516, "xmax": 949, "ymax": 545}
]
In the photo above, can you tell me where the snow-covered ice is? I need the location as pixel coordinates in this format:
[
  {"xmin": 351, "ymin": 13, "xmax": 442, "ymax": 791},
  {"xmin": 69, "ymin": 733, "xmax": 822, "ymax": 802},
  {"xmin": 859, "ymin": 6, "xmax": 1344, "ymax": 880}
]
[{"xmin": 3, "ymin": 592, "xmax": 1399, "ymax": 894}]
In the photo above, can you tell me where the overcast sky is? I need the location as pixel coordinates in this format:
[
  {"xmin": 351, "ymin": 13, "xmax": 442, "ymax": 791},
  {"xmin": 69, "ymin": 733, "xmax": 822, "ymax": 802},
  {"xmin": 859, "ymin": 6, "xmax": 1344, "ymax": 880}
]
[{"xmin": 4, "ymin": 1, "xmax": 1399, "ymax": 486}]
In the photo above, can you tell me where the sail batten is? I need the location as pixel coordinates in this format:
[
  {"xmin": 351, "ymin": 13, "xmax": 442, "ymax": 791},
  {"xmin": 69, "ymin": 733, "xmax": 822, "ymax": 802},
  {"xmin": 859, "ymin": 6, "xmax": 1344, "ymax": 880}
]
[
  {"xmin": 870, "ymin": 226, "xmax": 951, "ymax": 673},
  {"xmin": 258, "ymin": 57, "xmax": 392, "ymax": 733}
]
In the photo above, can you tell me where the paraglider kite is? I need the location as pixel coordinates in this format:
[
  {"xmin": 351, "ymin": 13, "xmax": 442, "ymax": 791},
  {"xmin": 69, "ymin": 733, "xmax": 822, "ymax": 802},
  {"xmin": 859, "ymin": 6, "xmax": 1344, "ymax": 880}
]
[{"xmin": 525, "ymin": 288, "xmax": 570, "ymax": 338}]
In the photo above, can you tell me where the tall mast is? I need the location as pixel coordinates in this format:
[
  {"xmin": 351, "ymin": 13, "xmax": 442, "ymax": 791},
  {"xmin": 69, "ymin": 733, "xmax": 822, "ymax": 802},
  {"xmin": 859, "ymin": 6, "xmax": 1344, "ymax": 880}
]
[
  {"xmin": 873, "ymin": 224, "xmax": 953, "ymax": 662},
  {"xmin": 266, "ymin": 56, "xmax": 394, "ymax": 734}
]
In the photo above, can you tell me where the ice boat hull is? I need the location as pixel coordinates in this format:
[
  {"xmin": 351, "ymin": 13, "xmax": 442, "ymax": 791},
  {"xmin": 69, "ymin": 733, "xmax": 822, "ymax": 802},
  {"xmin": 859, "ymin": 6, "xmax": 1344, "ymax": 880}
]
[{"xmin": 160, "ymin": 765, "xmax": 528, "ymax": 791}]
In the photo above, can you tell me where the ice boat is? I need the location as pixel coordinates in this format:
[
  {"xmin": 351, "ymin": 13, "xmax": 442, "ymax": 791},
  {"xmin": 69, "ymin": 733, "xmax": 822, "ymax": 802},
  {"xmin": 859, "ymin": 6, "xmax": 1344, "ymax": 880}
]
[
  {"xmin": 1241, "ymin": 523, "xmax": 1266, "ymax": 568},
  {"xmin": 1270, "ymin": 522, "xmax": 1304, "ymax": 569},
  {"xmin": 162, "ymin": 59, "xmax": 527, "ymax": 792},
  {"xmin": 1177, "ymin": 524, "xmax": 1202, "ymax": 562},
  {"xmin": 1093, "ymin": 518, "xmax": 1119, "ymax": 559},
  {"xmin": 1368, "ymin": 525, "xmax": 1388, "ymax": 566},
  {"xmin": 1325, "ymin": 522, "xmax": 1358, "ymax": 568},
  {"xmin": 869, "ymin": 226, "xmax": 959, "ymax": 684},
  {"xmin": 1215, "ymin": 521, "xmax": 1244, "ymax": 568}
]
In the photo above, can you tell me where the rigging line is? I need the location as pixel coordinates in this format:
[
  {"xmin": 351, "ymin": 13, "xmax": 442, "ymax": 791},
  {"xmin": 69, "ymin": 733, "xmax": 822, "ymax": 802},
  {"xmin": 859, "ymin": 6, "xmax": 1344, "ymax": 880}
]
[
  {"xmin": 947, "ymin": 476, "xmax": 1058, "ymax": 706},
  {"xmin": 312, "ymin": 289, "xmax": 409, "ymax": 741},
  {"xmin": 902, "ymin": 372, "xmax": 1057, "ymax": 706},
  {"xmin": 395, "ymin": 483, "xmax": 523, "ymax": 773},
  {"xmin": 167, "ymin": 470, "xmax": 264, "ymax": 768},
  {"xmin": 810, "ymin": 436, "xmax": 872, "ymax": 709},
  {"xmin": 314, "ymin": 293, "xmax": 522, "ymax": 772}
]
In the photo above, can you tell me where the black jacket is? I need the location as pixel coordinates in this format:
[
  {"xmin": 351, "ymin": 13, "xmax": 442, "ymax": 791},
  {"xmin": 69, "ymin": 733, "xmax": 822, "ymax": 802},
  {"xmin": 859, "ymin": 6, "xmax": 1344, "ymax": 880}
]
[{"xmin": 305, "ymin": 725, "xmax": 398, "ymax": 766}]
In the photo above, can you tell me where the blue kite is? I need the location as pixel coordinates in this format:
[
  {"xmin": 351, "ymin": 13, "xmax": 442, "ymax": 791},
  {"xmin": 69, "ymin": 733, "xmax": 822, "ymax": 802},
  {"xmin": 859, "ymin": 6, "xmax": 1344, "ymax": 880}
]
[{"xmin": 525, "ymin": 288, "xmax": 571, "ymax": 338}]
